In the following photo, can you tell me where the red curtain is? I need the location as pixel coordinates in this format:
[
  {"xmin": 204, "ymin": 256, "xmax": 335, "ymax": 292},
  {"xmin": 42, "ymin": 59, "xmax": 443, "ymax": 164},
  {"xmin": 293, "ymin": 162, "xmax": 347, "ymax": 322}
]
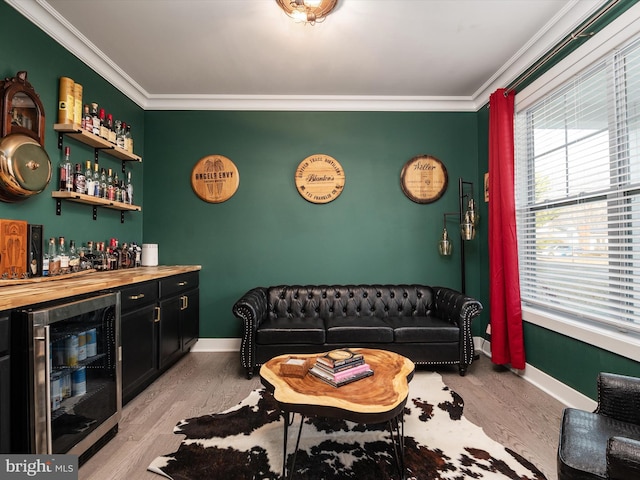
[{"xmin": 488, "ymin": 88, "xmax": 525, "ymax": 370}]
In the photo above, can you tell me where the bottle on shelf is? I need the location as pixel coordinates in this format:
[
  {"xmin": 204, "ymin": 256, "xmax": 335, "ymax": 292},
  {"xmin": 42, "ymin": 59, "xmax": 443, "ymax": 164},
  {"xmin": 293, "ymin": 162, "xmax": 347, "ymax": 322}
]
[
  {"xmin": 108, "ymin": 238, "xmax": 119, "ymax": 270},
  {"xmin": 43, "ymin": 239, "xmax": 51, "ymax": 277},
  {"xmin": 82, "ymin": 104, "xmax": 92, "ymax": 132},
  {"xmin": 69, "ymin": 240, "xmax": 79, "ymax": 273},
  {"xmin": 91, "ymin": 103, "xmax": 100, "ymax": 136},
  {"xmin": 74, "ymin": 163, "xmax": 85, "ymax": 194},
  {"xmin": 48, "ymin": 237, "xmax": 60, "ymax": 276},
  {"xmin": 106, "ymin": 113, "xmax": 116, "ymax": 144},
  {"xmin": 59, "ymin": 146, "xmax": 73, "ymax": 192},
  {"xmin": 100, "ymin": 168, "xmax": 107, "ymax": 199},
  {"xmin": 114, "ymin": 171, "xmax": 121, "ymax": 203},
  {"xmin": 99, "ymin": 108, "xmax": 108, "ymax": 139},
  {"xmin": 85, "ymin": 160, "xmax": 94, "ymax": 196},
  {"xmin": 84, "ymin": 241, "xmax": 95, "ymax": 269},
  {"xmin": 125, "ymin": 124, "xmax": 133, "ymax": 153},
  {"xmin": 120, "ymin": 176, "xmax": 127, "ymax": 204},
  {"xmin": 95, "ymin": 241, "xmax": 107, "ymax": 271},
  {"xmin": 58, "ymin": 237, "xmax": 69, "ymax": 274},
  {"xmin": 126, "ymin": 171, "xmax": 133, "ymax": 205},
  {"xmin": 79, "ymin": 247, "xmax": 91, "ymax": 271},
  {"xmin": 106, "ymin": 168, "xmax": 114, "ymax": 201},
  {"xmin": 116, "ymin": 121, "xmax": 126, "ymax": 149}
]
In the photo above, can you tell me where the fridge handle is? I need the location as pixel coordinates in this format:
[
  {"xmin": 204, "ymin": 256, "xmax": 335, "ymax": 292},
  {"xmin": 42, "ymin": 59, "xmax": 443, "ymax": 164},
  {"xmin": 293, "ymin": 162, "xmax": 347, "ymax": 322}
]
[{"xmin": 33, "ymin": 325, "xmax": 52, "ymax": 453}]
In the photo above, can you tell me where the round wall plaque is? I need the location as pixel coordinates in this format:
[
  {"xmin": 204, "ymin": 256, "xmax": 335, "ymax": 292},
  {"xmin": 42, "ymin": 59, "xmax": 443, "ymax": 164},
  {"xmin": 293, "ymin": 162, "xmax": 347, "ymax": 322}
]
[
  {"xmin": 295, "ymin": 154, "xmax": 345, "ymax": 204},
  {"xmin": 191, "ymin": 154, "xmax": 239, "ymax": 203},
  {"xmin": 400, "ymin": 154, "xmax": 448, "ymax": 204}
]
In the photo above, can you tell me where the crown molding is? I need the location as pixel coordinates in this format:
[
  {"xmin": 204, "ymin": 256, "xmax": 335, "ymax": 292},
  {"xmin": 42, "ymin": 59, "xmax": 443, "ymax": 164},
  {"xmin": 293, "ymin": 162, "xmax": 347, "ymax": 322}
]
[{"xmin": 7, "ymin": 0, "xmax": 604, "ymax": 112}]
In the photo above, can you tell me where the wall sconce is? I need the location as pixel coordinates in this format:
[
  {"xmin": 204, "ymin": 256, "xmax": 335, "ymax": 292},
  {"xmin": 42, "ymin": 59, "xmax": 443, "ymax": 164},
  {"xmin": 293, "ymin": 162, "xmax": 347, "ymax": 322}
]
[
  {"xmin": 438, "ymin": 178, "xmax": 479, "ymax": 292},
  {"xmin": 276, "ymin": 0, "xmax": 339, "ymax": 24}
]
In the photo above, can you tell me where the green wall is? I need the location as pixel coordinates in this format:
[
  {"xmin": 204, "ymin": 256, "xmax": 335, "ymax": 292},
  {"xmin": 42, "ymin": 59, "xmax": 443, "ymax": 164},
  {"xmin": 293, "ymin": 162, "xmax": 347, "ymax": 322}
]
[
  {"xmin": 0, "ymin": 2, "xmax": 144, "ymax": 247},
  {"xmin": 143, "ymin": 110, "xmax": 482, "ymax": 338}
]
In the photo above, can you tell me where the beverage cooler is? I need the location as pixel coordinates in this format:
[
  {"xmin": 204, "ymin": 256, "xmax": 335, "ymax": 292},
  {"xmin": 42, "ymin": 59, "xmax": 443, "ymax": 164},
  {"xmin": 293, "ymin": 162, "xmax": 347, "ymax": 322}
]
[{"xmin": 10, "ymin": 292, "xmax": 121, "ymax": 462}]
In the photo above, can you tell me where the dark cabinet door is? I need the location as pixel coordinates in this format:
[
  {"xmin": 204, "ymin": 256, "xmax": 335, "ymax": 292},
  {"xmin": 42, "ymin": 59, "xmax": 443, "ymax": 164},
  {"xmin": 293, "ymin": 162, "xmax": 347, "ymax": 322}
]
[
  {"xmin": 0, "ymin": 355, "xmax": 9, "ymax": 453},
  {"xmin": 181, "ymin": 289, "xmax": 199, "ymax": 352},
  {"xmin": 158, "ymin": 296, "xmax": 181, "ymax": 370},
  {"xmin": 121, "ymin": 303, "xmax": 158, "ymax": 405}
]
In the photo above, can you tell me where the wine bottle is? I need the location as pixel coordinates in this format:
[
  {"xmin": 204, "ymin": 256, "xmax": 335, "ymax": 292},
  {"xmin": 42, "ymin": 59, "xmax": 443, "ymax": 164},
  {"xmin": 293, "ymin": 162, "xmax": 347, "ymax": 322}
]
[
  {"xmin": 107, "ymin": 113, "xmax": 116, "ymax": 144},
  {"xmin": 58, "ymin": 146, "xmax": 73, "ymax": 192},
  {"xmin": 91, "ymin": 103, "xmax": 100, "ymax": 136},
  {"xmin": 74, "ymin": 163, "xmax": 85, "ymax": 194},
  {"xmin": 58, "ymin": 237, "xmax": 69, "ymax": 274},
  {"xmin": 126, "ymin": 171, "xmax": 133, "ymax": 205},
  {"xmin": 85, "ymin": 161, "xmax": 94, "ymax": 196},
  {"xmin": 107, "ymin": 168, "xmax": 115, "ymax": 200},
  {"xmin": 82, "ymin": 104, "xmax": 92, "ymax": 132},
  {"xmin": 99, "ymin": 108, "xmax": 108, "ymax": 139}
]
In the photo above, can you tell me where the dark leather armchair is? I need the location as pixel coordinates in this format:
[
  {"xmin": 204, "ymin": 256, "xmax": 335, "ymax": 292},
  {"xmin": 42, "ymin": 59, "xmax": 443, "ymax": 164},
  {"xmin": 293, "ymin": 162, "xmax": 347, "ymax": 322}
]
[{"xmin": 557, "ymin": 372, "xmax": 640, "ymax": 480}]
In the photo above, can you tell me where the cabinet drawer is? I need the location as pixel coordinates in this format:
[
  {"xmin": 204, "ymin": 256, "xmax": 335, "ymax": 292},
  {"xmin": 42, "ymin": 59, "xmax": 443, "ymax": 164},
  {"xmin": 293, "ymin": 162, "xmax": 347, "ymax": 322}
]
[
  {"xmin": 0, "ymin": 315, "xmax": 8, "ymax": 355},
  {"xmin": 159, "ymin": 272, "xmax": 199, "ymax": 298},
  {"xmin": 120, "ymin": 280, "xmax": 158, "ymax": 312}
]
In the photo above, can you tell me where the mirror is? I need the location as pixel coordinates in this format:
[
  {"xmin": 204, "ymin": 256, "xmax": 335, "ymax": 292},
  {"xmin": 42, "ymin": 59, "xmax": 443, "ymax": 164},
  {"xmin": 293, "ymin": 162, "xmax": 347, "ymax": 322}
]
[{"xmin": 1, "ymin": 71, "xmax": 45, "ymax": 145}]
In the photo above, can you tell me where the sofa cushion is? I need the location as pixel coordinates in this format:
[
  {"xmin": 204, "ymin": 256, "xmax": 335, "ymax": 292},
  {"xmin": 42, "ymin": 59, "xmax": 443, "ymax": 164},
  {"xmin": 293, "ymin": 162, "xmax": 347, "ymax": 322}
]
[
  {"xmin": 325, "ymin": 317, "xmax": 394, "ymax": 343},
  {"xmin": 385, "ymin": 316, "xmax": 459, "ymax": 343},
  {"xmin": 256, "ymin": 317, "xmax": 326, "ymax": 345}
]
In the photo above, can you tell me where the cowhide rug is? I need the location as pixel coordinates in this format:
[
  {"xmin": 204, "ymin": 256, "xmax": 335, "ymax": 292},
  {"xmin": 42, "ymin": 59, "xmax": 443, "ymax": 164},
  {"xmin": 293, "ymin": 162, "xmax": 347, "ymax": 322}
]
[{"xmin": 148, "ymin": 372, "xmax": 546, "ymax": 480}]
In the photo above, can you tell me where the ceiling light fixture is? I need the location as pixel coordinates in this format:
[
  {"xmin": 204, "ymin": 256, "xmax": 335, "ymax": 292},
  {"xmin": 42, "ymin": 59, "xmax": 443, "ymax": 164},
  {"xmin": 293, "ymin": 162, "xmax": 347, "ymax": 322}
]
[{"xmin": 276, "ymin": 0, "xmax": 338, "ymax": 25}]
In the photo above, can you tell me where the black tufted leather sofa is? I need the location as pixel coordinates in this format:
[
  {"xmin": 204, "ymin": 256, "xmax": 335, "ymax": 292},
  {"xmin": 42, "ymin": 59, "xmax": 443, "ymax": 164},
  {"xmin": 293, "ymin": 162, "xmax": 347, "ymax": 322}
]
[
  {"xmin": 558, "ymin": 372, "xmax": 640, "ymax": 480},
  {"xmin": 232, "ymin": 284, "xmax": 482, "ymax": 379}
]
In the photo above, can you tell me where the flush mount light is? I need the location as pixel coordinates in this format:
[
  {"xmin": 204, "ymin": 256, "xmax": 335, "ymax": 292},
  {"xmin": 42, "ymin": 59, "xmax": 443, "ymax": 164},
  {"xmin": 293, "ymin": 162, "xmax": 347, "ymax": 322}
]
[{"xmin": 276, "ymin": 0, "xmax": 339, "ymax": 24}]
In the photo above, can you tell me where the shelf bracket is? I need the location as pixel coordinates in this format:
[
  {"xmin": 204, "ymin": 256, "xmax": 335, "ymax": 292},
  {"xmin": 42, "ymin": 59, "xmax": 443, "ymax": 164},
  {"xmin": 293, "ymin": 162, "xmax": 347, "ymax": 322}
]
[
  {"xmin": 122, "ymin": 161, "xmax": 126, "ymax": 174},
  {"xmin": 56, "ymin": 198, "xmax": 62, "ymax": 215},
  {"xmin": 93, "ymin": 206, "xmax": 98, "ymax": 221},
  {"xmin": 57, "ymin": 132, "xmax": 64, "ymax": 150},
  {"xmin": 120, "ymin": 211, "xmax": 125, "ymax": 224},
  {"xmin": 94, "ymin": 148, "xmax": 100, "ymax": 164}
]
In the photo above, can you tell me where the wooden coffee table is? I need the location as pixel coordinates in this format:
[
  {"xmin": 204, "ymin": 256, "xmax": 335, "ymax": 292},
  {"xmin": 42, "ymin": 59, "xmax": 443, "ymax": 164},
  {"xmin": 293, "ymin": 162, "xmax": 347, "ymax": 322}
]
[{"xmin": 259, "ymin": 348, "xmax": 415, "ymax": 479}]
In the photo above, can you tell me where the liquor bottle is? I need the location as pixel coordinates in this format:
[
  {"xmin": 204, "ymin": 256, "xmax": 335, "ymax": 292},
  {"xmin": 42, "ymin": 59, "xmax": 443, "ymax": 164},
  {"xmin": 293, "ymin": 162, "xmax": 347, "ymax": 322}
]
[
  {"xmin": 99, "ymin": 108, "xmax": 108, "ymax": 139},
  {"xmin": 58, "ymin": 237, "xmax": 69, "ymax": 274},
  {"xmin": 59, "ymin": 146, "xmax": 73, "ymax": 191},
  {"xmin": 68, "ymin": 240, "xmax": 79, "ymax": 273},
  {"xmin": 85, "ymin": 161, "xmax": 94, "ymax": 196},
  {"xmin": 93, "ymin": 163, "xmax": 101, "ymax": 197},
  {"xmin": 82, "ymin": 104, "xmax": 92, "ymax": 132},
  {"xmin": 116, "ymin": 121, "xmax": 126, "ymax": 149},
  {"xmin": 84, "ymin": 241, "xmax": 96, "ymax": 269},
  {"xmin": 78, "ymin": 248, "xmax": 90, "ymax": 270},
  {"xmin": 114, "ymin": 171, "xmax": 121, "ymax": 203},
  {"xmin": 73, "ymin": 163, "xmax": 85, "ymax": 194},
  {"xmin": 100, "ymin": 168, "xmax": 107, "ymax": 199},
  {"xmin": 95, "ymin": 241, "xmax": 106, "ymax": 271},
  {"xmin": 91, "ymin": 103, "xmax": 100, "ymax": 136},
  {"xmin": 120, "ymin": 175, "xmax": 127, "ymax": 204},
  {"xmin": 108, "ymin": 238, "xmax": 119, "ymax": 270},
  {"xmin": 120, "ymin": 242, "xmax": 132, "ymax": 268},
  {"xmin": 126, "ymin": 171, "xmax": 133, "ymax": 205},
  {"xmin": 107, "ymin": 168, "xmax": 114, "ymax": 200},
  {"xmin": 107, "ymin": 113, "xmax": 116, "ymax": 144},
  {"xmin": 125, "ymin": 124, "xmax": 133, "ymax": 153},
  {"xmin": 48, "ymin": 237, "xmax": 60, "ymax": 276}
]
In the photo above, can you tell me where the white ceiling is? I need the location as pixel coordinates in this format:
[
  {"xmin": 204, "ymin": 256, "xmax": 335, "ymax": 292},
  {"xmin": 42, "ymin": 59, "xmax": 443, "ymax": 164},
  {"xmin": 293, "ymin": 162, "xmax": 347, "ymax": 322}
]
[{"xmin": 8, "ymin": 0, "xmax": 603, "ymax": 111}]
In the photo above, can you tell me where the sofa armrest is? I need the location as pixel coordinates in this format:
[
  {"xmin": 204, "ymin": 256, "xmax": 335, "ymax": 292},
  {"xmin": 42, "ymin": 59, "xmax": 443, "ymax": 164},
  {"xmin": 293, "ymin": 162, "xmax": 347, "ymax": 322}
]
[
  {"xmin": 596, "ymin": 373, "xmax": 640, "ymax": 425},
  {"xmin": 232, "ymin": 287, "xmax": 269, "ymax": 378},
  {"xmin": 607, "ymin": 436, "xmax": 640, "ymax": 480},
  {"xmin": 432, "ymin": 286, "xmax": 483, "ymax": 374}
]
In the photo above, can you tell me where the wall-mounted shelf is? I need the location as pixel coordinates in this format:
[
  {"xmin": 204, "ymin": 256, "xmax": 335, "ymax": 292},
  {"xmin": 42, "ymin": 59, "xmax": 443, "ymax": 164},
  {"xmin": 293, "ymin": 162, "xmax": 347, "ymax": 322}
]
[
  {"xmin": 52, "ymin": 191, "xmax": 141, "ymax": 223},
  {"xmin": 54, "ymin": 123, "xmax": 142, "ymax": 165}
]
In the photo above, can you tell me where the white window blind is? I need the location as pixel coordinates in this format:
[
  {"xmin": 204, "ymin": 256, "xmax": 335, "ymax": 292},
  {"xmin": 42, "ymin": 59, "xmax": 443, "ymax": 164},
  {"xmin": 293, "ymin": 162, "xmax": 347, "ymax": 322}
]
[{"xmin": 515, "ymin": 36, "xmax": 640, "ymax": 334}]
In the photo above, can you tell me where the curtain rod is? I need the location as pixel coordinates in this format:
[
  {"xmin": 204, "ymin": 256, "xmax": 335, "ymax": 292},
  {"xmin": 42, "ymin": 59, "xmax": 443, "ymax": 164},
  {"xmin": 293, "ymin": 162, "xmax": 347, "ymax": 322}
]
[{"xmin": 505, "ymin": 0, "xmax": 621, "ymax": 95}]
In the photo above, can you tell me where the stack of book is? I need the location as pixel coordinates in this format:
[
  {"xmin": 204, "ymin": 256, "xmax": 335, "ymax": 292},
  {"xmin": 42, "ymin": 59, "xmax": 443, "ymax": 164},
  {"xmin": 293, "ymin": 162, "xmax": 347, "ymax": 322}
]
[{"xmin": 309, "ymin": 349, "xmax": 373, "ymax": 387}]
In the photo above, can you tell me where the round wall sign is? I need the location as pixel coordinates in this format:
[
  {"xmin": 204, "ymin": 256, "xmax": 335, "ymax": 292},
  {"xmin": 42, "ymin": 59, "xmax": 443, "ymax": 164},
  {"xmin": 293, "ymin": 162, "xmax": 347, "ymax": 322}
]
[
  {"xmin": 295, "ymin": 154, "xmax": 345, "ymax": 204},
  {"xmin": 400, "ymin": 154, "xmax": 448, "ymax": 204},
  {"xmin": 191, "ymin": 154, "xmax": 239, "ymax": 203}
]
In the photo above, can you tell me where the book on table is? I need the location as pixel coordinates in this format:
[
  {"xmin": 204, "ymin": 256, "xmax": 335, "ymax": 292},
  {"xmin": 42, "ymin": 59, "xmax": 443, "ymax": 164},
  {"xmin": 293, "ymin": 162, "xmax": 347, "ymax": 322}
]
[
  {"xmin": 309, "ymin": 362, "xmax": 374, "ymax": 388},
  {"xmin": 316, "ymin": 348, "xmax": 364, "ymax": 369}
]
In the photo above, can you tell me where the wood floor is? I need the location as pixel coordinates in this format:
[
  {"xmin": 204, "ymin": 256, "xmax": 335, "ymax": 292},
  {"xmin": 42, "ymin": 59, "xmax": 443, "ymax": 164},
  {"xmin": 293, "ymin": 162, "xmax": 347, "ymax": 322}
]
[{"xmin": 79, "ymin": 352, "xmax": 566, "ymax": 480}]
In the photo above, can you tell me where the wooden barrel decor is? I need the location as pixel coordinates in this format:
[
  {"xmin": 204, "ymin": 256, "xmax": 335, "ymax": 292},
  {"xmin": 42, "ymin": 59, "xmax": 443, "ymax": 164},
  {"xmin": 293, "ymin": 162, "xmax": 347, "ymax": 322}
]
[
  {"xmin": 191, "ymin": 154, "xmax": 239, "ymax": 203},
  {"xmin": 400, "ymin": 154, "xmax": 448, "ymax": 204},
  {"xmin": 295, "ymin": 154, "xmax": 345, "ymax": 204}
]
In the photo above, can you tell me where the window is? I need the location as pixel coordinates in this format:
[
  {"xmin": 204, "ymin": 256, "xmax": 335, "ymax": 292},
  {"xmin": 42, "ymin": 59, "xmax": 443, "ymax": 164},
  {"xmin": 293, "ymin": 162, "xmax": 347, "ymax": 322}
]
[{"xmin": 515, "ymin": 36, "xmax": 640, "ymax": 335}]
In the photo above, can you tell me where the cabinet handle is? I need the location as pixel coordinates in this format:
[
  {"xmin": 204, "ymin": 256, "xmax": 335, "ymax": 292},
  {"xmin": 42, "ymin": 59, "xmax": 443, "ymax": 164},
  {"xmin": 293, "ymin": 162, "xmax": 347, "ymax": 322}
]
[
  {"xmin": 154, "ymin": 306, "xmax": 161, "ymax": 323},
  {"xmin": 178, "ymin": 281, "xmax": 188, "ymax": 286},
  {"xmin": 128, "ymin": 293, "xmax": 145, "ymax": 300},
  {"xmin": 181, "ymin": 295, "xmax": 188, "ymax": 310}
]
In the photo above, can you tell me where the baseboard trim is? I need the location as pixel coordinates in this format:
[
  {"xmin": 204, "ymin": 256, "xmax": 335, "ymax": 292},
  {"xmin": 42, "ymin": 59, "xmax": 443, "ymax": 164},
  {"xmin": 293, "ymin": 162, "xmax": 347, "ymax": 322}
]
[
  {"xmin": 190, "ymin": 338, "xmax": 241, "ymax": 352},
  {"xmin": 473, "ymin": 336, "xmax": 596, "ymax": 411}
]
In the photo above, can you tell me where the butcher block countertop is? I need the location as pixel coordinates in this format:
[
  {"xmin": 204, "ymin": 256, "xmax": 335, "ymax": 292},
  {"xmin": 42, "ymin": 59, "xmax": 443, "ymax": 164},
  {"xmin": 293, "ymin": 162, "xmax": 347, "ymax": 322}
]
[{"xmin": 0, "ymin": 265, "xmax": 201, "ymax": 311}]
